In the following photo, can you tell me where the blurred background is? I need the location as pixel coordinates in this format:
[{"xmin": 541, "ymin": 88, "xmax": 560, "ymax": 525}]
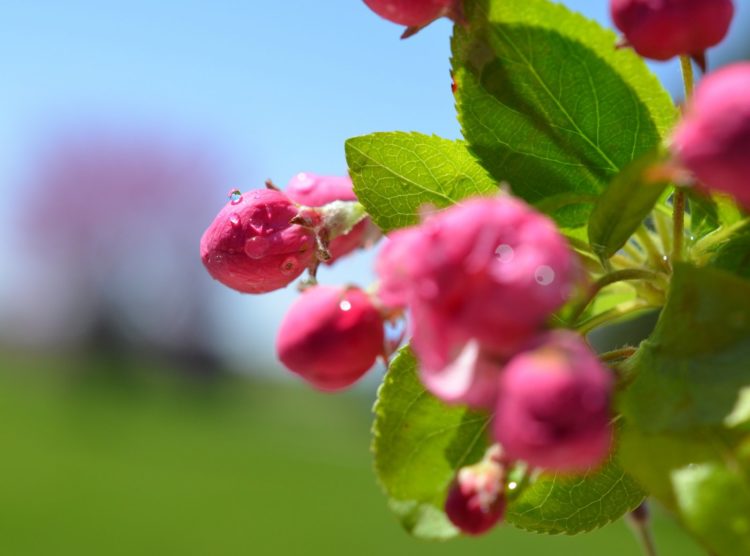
[{"xmin": 0, "ymin": 1, "xmax": 747, "ymax": 554}]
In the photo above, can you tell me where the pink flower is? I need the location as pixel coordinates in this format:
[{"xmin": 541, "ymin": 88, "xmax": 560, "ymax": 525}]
[
  {"xmin": 285, "ymin": 172, "xmax": 372, "ymax": 263},
  {"xmin": 276, "ymin": 286, "xmax": 385, "ymax": 391},
  {"xmin": 445, "ymin": 452, "xmax": 506, "ymax": 536},
  {"xmin": 200, "ymin": 189, "xmax": 315, "ymax": 294},
  {"xmin": 375, "ymin": 196, "xmax": 577, "ymax": 407},
  {"xmin": 493, "ymin": 331, "xmax": 613, "ymax": 473},
  {"xmin": 374, "ymin": 225, "xmax": 425, "ymax": 309},
  {"xmin": 611, "ymin": 0, "xmax": 734, "ymax": 65},
  {"xmin": 671, "ymin": 63, "xmax": 750, "ymax": 210},
  {"xmin": 363, "ymin": 0, "xmax": 457, "ymax": 27},
  {"xmin": 418, "ymin": 340, "xmax": 504, "ymax": 411}
]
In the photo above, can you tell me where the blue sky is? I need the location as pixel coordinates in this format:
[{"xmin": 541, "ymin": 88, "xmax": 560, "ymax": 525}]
[{"xmin": 0, "ymin": 1, "xmax": 747, "ymax": 368}]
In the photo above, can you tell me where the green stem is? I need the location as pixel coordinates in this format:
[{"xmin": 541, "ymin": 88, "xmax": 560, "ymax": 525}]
[
  {"xmin": 692, "ymin": 219, "xmax": 750, "ymax": 258},
  {"xmin": 654, "ymin": 210, "xmax": 673, "ymax": 258},
  {"xmin": 599, "ymin": 346, "xmax": 637, "ymax": 363},
  {"xmin": 575, "ymin": 299, "xmax": 657, "ymax": 335},
  {"xmin": 628, "ymin": 505, "xmax": 659, "ymax": 556},
  {"xmin": 566, "ymin": 236, "xmax": 595, "ymax": 256},
  {"xmin": 569, "ymin": 268, "xmax": 665, "ymax": 325},
  {"xmin": 622, "ymin": 240, "xmax": 645, "ymax": 263},
  {"xmin": 672, "ymin": 56, "xmax": 694, "ymax": 265},
  {"xmin": 672, "ymin": 190, "xmax": 686, "ymax": 263},
  {"xmin": 636, "ymin": 227, "xmax": 668, "ymax": 271},
  {"xmin": 611, "ymin": 253, "xmax": 639, "ymax": 270},
  {"xmin": 680, "ymin": 55, "xmax": 695, "ymax": 99}
]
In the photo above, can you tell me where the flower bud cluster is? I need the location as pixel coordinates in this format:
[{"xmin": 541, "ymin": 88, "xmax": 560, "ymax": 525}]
[
  {"xmin": 201, "ymin": 185, "xmax": 616, "ymax": 533},
  {"xmin": 376, "ymin": 197, "xmax": 614, "ymax": 480},
  {"xmin": 200, "ymin": 174, "xmax": 386, "ymax": 390},
  {"xmin": 610, "ymin": 1, "xmax": 748, "ymax": 211}
]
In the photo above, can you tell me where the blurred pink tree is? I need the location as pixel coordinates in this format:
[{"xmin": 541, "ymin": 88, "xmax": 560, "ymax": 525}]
[{"xmin": 8, "ymin": 129, "xmax": 228, "ymax": 373}]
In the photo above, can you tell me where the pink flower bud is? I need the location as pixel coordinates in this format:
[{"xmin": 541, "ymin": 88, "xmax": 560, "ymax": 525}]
[
  {"xmin": 671, "ymin": 63, "xmax": 750, "ymax": 210},
  {"xmin": 610, "ymin": 0, "xmax": 734, "ymax": 64},
  {"xmin": 363, "ymin": 0, "xmax": 459, "ymax": 33},
  {"xmin": 376, "ymin": 196, "xmax": 577, "ymax": 392},
  {"xmin": 374, "ymin": 226, "xmax": 424, "ymax": 309},
  {"xmin": 445, "ymin": 457, "xmax": 506, "ymax": 536},
  {"xmin": 200, "ymin": 189, "xmax": 315, "ymax": 294},
  {"xmin": 418, "ymin": 340, "xmax": 503, "ymax": 411},
  {"xmin": 276, "ymin": 286, "xmax": 384, "ymax": 391},
  {"xmin": 285, "ymin": 172, "xmax": 356, "ymax": 206},
  {"xmin": 285, "ymin": 172, "xmax": 371, "ymax": 263},
  {"xmin": 494, "ymin": 331, "xmax": 613, "ymax": 473}
]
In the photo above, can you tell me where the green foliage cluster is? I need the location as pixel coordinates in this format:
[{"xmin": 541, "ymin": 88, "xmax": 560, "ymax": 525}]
[{"xmin": 348, "ymin": 1, "xmax": 750, "ymax": 553}]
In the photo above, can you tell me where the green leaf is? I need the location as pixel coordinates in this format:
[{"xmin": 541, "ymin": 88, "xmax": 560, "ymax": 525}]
[
  {"xmin": 452, "ymin": 0, "xmax": 677, "ymax": 232},
  {"xmin": 588, "ymin": 149, "xmax": 670, "ymax": 260},
  {"xmin": 374, "ymin": 348, "xmax": 644, "ymax": 538},
  {"xmin": 618, "ymin": 263, "xmax": 750, "ymax": 554},
  {"xmin": 673, "ymin": 463, "xmax": 750, "ymax": 556},
  {"xmin": 618, "ymin": 427, "xmax": 722, "ymax": 509},
  {"xmin": 707, "ymin": 220, "xmax": 750, "ymax": 279},
  {"xmin": 505, "ymin": 455, "xmax": 645, "ymax": 535},
  {"xmin": 619, "ymin": 427, "xmax": 750, "ymax": 555},
  {"xmin": 688, "ymin": 190, "xmax": 720, "ymax": 239},
  {"xmin": 345, "ymin": 132, "xmax": 498, "ymax": 232},
  {"xmin": 620, "ymin": 264, "xmax": 750, "ymax": 434},
  {"xmin": 372, "ymin": 347, "xmax": 490, "ymax": 540}
]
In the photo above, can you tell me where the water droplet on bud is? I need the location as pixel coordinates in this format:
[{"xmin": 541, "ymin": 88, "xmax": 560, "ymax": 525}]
[
  {"xmin": 534, "ymin": 265, "xmax": 555, "ymax": 286},
  {"xmin": 294, "ymin": 172, "xmax": 315, "ymax": 190},
  {"xmin": 495, "ymin": 244, "xmax": 514, "ymax": 263},
  {"xmin": 244, "ymin": 236, "xmax": 270, "ymax": 259},
  {"xmin": 228, "ymin": 189, "xmax": 243, "ymax": 204},
  {"xmin": 339, "ymin": 300, "xmax": 352, "ymax": 312}
]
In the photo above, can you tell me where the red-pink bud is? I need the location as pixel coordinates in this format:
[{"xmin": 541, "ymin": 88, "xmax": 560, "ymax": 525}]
[
  {"xmin": 285, "ymin": 172, "xmax": 371, "ymax": 263},
  {"xmin": 200, "ymin": 189, "xmax": 315, "ymax": 294},
  {"xmin": 363, "ymin": 0, "xmax": 458, "ymax": 30},
  {"xmin": 494, "ymin": 331, "xmax": 613, "ymax": 473},
  {"xmin": 445, "ymin": 457, "xmax": 506, "ymax": 536},
  {"xmin": 418, "ymin": 340, "xmax": 503, "ymax": 411},
  {"xmin": 376, "ymin": 196, "xmax": 577, "ymax": 382},
  {"xmin": 374, "ymin": 226, "xmax": 424, "ymax": 310},
  {"xmin": 611, "ymin": 0, "xmax": 734, "ymax": 63},
  {"xmin": 276, "ymin": 286, "xmax": 384, "ymax": 391},
  {"xmin": 671, "ymin": 63, "xmax": 750, "ymax": 210}
]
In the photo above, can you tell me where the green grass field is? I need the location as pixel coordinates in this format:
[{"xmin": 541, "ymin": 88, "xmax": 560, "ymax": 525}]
[{"xmin": 0, "ymin": 353, "xmax": 703, "ymax": 555}]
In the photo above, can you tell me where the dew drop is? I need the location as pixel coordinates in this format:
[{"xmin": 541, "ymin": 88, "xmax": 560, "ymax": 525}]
[
  {"xmin": 229, "ymin": 214, "xmax": 241, "ymax": 227},
  {"xmin": 495, "ymin": 243, "xmax": 514, "ymax": 263},
  {"xmin": 535, "ymin": 265, "xmax": 555, "ymax": 286},
  {"xmin": 228, "ymin": 189, "xmax": 243, "ymax": 204},
  {"xmin": 508, "ymin": 481, "xmax": 518, "ymax": 491},
  {"xmin": 295, "ymin": 172, "xmax": 315, "ymax": 190},
  {"xmin": 339, "ymin": 300, "xmax": 352, "ymax": 312},
  {"xmin": 244, "ymin": 236, "xmax": 270, "ymax": 259},
  {"xmin": 280, "ymin": 256, "xmax": 300, "ymax": 275}
]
